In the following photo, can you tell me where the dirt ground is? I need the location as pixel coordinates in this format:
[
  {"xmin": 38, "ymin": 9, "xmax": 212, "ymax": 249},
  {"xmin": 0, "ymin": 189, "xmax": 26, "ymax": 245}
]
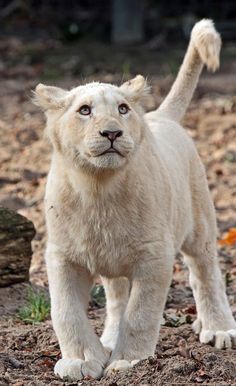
[{"xmin": 0, "ymin": 36, "xmax": 236, "ymax": 385}]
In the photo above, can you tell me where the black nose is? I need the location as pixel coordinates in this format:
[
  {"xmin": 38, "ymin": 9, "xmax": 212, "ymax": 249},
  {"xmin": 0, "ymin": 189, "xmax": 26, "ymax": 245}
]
[{"xmin": 99, "ymin": 130, "xmax": 123, "ymax": 142}]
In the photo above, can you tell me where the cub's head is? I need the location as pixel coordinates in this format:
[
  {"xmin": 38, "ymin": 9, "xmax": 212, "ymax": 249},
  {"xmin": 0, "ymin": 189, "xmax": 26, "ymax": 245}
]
[{"xmin": 34, "ymin": 75, "xmax": 149, "ymax": 173}]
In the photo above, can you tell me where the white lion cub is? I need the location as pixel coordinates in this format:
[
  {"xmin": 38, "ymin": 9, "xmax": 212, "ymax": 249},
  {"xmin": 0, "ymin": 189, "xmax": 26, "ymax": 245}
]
[{"xmin": 34, "ymin": 20, "xmax": 236, "ymax": 381}]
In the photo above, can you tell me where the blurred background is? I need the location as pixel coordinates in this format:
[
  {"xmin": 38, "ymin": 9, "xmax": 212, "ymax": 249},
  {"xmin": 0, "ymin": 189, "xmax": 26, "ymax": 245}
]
[
  {"xmin": 0, "ymin": 0, "xmax": 235, "ymax": 79},
  {"xmin": 1, "ymin": 0, "xmax": 236, "ymax": 42}
]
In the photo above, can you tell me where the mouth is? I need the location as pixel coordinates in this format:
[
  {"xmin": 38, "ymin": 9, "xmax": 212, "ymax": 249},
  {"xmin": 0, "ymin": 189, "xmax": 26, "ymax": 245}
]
[{"xmin": 97, "ymin": 147, "xmax": 124, "ymax": 157}]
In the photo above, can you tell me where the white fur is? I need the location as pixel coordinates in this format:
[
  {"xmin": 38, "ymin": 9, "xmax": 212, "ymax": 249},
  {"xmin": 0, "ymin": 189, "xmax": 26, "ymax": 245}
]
[
  {"xmin": 54, "ymin": 358, "xmax": 104, "ymax": 381},
  {"xmin": 105, "ymin": 359, "xmax": 140, "ymax": 375},
  {"xmin": 34, "ymin": 19, "xmax": 236, "ymax": 381}
]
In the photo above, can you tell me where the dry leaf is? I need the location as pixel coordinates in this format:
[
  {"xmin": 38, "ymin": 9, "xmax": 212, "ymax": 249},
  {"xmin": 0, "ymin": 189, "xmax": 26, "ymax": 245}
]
[{"xmin": 218, "ymin": 228, "xmax": 236, "ymax": 246}]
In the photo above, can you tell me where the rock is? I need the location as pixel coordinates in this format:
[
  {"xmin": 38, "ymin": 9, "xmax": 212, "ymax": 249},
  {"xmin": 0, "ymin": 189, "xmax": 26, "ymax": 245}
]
[{"xmin": 0, "ymin": 207, "xmax": 35, "ymax": 286}]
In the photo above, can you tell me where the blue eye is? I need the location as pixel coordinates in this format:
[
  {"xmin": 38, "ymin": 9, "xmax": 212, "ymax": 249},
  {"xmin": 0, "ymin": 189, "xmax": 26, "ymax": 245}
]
[
  {"xmin": 118, "ymin": 103, "xmax": 129, "ymax": 114},
  {"xmin": 78, "ymin": 105, "xmax": 91, "ymax": 115}
]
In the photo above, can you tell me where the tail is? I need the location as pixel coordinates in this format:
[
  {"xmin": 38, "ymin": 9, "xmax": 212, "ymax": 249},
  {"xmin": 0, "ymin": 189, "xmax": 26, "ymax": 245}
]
[{"xmin": 157, "ymin": 19, "xmax": 221, "ymax": 122}]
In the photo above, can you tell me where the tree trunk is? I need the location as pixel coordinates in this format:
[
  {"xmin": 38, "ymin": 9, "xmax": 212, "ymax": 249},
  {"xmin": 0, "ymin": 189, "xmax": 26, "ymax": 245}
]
[
  {"xmin": 0, "ymin": 207, "xmax": 35, "ymax": 287},
  {"xmin": 111, "ymin": 0, "xmax": 144, "ymax": 44}
]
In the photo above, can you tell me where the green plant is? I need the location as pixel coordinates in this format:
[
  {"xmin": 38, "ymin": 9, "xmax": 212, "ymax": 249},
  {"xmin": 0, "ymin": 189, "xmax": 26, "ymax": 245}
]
[
  {"xmin": 164, "ymin": 312, "xmax": 193, "ymax": 327},
  {"xmin": 90, "ymin": 284, "xmax": 106, "ymax": 307},
  {"xmin": 18, "ymin": 288, "xmax": 50, "ymax": 324},
  {"xmin": 225, "ymin": 272, "xmax": 233, "ymax": 288}
]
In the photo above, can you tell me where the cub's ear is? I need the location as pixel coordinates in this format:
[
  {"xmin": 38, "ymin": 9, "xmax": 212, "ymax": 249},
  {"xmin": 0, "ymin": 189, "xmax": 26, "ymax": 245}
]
[
  {"xmin": 120, "ymin": 75, "xmax": 150, "ymax": 103},
  {"xmin": 33, "ymin": 84, "xmax": 70, "ymax": 111}
]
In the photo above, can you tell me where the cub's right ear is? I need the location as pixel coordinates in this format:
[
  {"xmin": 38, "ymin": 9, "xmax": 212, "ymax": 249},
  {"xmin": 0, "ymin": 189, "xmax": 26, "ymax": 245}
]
[
  {"xmin": 120, "ymin": 75, "xmax": 150, "ymax": 104},
  {"xmin": 33, "ymin": 84, "xmax": 70, "ymax": 111}
]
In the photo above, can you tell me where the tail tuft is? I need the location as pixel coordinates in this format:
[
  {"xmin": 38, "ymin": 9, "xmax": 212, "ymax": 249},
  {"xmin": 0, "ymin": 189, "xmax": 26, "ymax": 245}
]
[
  {"xmin": 151, "ymin": 19, "xmax": 221, "ymax": 123},
  {"xmin": 191, "ymin": 19, "xmax": 221, "ymax": 72}
]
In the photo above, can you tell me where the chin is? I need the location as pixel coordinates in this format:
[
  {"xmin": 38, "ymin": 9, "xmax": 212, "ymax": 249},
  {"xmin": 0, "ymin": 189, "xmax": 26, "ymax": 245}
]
[
  {"xmin": 90, "ymin": 153, "xmax": 128, "ymax": 170},
  {"xmin": 72, "ymin": 150, "xmax": 130, "ymax": 174}
]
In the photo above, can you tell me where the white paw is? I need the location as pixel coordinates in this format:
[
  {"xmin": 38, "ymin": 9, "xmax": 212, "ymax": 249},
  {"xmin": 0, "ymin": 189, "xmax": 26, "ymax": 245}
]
[
  {"xmin": 192, "ymin": 319, "xmax": 236, "ymax": 349},
  {"xmin": 104, "ymin": 359, "xmax": 141, "ymax": 376},
  {"xmin": 54, "ymin": 358, "xmax": 103, "ymax": 381}
]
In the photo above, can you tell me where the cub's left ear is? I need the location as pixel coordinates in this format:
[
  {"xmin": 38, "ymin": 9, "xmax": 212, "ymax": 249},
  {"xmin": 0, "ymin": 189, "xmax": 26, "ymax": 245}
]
[
  {"xmin": 33, "ymin": 83, "xmax": 70, "ymax": 111},
  {"xmin": 120, "ymin": 75, "xmax": 150, "ymax": 103}
]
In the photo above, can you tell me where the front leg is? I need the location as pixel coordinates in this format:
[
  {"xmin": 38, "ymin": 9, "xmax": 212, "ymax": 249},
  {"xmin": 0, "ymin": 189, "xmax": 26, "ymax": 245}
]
[
  {"xmin": 105, "ymin": 251, "xmax": 173, "ymax": 374},
  {"xmin": 46, "ymin": 244, "xmax": 109, "ymax": 381}
]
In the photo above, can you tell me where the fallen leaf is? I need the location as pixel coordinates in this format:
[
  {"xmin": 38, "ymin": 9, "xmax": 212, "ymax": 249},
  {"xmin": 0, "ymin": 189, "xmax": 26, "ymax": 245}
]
[
  {"xmin": 41, "ymin": 358, "xmax": 54, "ymax": 367},
  {"xmin": 182, "ymin": 305, "xmax": 197, "ymax": 315},
  {"xmin": 218, "ymin": 228, "xmax": 236, "ymax": 246}
]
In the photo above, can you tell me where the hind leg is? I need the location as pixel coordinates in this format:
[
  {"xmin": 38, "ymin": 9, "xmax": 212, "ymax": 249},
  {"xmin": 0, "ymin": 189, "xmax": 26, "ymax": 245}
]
[
  {"xmin": 182, "ymin": 224, "xmax": 236, "ymax": 348},
  {"xmin": 100, "ymin": 277, "xmax": 130, "ymax": 351}
]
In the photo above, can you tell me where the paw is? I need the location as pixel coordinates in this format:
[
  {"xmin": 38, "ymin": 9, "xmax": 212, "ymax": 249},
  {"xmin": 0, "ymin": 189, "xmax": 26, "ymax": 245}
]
[
  {"xmin": 54, "ymin": 358, "xmax": 104, "ymax": 381},
  {"xmin": 193, "ymin": 319, "xmax": 236, "ymax": 349},
  {"xmin": 104, "ymin": 359, "xmax": 141, "ymax": 376}
]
